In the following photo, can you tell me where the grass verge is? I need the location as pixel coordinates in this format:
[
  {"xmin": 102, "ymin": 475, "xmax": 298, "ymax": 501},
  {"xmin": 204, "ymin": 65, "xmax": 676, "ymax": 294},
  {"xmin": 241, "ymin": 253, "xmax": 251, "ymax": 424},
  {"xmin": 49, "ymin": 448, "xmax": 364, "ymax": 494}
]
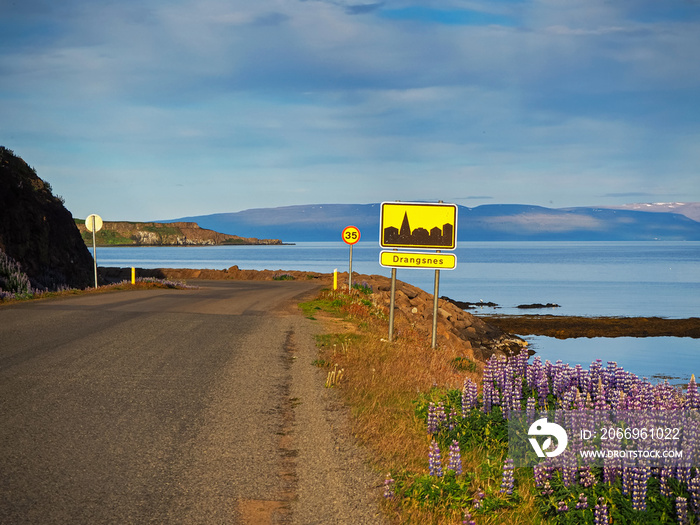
[{"xmin": 0, "ymin": 278, "xmax": 194, "ymax": 305}]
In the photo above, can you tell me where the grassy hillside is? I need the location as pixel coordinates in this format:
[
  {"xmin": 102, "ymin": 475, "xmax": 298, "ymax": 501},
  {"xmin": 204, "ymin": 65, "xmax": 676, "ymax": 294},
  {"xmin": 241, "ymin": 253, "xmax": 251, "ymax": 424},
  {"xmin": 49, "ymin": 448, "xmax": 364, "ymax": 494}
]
[{"xmin": 75, "ymin": 219, "xmax": 283, "ymax": 246}]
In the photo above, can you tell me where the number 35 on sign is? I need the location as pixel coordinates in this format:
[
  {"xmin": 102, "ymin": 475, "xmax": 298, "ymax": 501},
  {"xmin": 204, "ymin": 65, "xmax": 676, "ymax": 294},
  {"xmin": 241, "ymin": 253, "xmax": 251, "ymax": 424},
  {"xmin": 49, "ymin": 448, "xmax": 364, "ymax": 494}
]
[{"xmin": 342, "ymin": 226, "xmax": 361, "ymax": 245}]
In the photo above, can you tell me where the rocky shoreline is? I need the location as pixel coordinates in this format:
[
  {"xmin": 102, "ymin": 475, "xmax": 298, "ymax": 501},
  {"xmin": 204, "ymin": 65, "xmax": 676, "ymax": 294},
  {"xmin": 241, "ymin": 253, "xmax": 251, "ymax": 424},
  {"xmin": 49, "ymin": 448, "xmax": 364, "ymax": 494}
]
[{"xmin": 478, "ymin": 314, "xmax": 700, "ymax": 339}]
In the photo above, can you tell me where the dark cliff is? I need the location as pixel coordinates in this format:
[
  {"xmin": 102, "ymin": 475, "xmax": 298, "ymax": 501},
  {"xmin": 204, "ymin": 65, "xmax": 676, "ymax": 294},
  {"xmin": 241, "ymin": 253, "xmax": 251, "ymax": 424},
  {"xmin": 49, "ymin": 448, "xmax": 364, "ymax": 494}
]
[{"xmin": 0, "ymin": 147, "xmax": 94, "ymax": 290}]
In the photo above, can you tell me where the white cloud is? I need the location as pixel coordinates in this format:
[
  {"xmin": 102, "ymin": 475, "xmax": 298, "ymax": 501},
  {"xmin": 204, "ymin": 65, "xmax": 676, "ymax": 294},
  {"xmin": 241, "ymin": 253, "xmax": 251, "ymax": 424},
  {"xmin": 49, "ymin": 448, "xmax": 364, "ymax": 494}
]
[{"xmin": 1, "ymin": 0, "xmax": 699, "ymax": 218}]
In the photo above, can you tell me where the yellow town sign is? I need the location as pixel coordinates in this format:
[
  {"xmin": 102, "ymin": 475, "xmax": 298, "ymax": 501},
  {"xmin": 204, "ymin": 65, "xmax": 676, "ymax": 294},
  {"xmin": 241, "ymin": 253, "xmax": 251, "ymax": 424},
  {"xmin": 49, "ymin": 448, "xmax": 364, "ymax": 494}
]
[{"xmin": 380, "ymin": 202, "xmax": 458, "ymax": 250}]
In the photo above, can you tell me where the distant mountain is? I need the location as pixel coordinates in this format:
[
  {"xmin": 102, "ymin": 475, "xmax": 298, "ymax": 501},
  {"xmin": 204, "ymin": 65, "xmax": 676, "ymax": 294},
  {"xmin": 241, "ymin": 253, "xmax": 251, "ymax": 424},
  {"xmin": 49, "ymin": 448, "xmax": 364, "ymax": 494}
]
[
  {"xmin": 168, "ymin": 204, "xmax": 381, "ymax": 242},
  {"xmin": 601, "ymin": 202, "xmax": 700, "ymax": 222},
  {"xmin": 166, "ymin": 203, "xmax": 700, "ymax": 242}
]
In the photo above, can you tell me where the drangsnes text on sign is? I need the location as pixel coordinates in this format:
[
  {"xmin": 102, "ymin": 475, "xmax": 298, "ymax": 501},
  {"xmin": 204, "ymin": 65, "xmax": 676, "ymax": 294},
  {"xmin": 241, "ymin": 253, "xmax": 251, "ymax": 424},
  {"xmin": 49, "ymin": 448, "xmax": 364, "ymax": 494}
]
[
  {"xmin": 380, "ymin": 202, "xmax": 457, "ymax": 250},
  {"xmin": 380, "ymin": 251, "xmax": 456, "ymax": 270}
]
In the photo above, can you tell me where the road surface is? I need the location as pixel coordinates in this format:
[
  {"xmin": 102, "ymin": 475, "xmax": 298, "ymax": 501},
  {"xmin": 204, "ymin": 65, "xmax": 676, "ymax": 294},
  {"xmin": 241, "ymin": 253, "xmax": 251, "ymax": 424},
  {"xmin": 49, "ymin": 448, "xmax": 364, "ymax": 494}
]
[{"xmin": 0, "ymin": 280, "xmax": 382, "ymax": 524}]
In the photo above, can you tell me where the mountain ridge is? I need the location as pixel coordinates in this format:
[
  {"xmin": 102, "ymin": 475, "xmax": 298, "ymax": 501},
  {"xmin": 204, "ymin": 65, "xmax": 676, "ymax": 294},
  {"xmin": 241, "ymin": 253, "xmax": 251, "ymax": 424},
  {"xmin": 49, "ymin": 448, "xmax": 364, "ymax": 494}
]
[{"xmin": 164, "ymin": 202, "xmax": 700, "ymax": 243}]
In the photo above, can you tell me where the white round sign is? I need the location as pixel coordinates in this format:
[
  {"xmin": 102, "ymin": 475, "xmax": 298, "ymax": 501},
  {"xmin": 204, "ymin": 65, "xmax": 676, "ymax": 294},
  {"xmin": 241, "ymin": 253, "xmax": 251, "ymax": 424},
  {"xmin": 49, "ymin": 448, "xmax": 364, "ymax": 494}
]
[{"xmin": 85, "ymin": 214, "xmax": 103, "ymax": 233}]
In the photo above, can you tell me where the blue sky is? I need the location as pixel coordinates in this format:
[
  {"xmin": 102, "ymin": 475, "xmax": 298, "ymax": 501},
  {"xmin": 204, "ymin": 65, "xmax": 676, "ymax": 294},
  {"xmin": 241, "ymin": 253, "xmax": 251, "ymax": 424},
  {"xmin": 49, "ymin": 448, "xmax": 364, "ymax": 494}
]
[{"xmin": 1, "ymin": 0, "xmax": 699, "ymax": 221}]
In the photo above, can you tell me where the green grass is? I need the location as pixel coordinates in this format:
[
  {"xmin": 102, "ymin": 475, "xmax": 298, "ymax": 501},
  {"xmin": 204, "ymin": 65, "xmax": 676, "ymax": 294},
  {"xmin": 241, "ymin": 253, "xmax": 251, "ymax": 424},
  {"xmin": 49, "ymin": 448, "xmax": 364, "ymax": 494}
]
[
  {"xmin": 81, "ymin": 230, "xmax": 133, "ymax": 245},
  {"xmin": 299, "ymin": 295, "xmax": 342, "ymax": 319}
]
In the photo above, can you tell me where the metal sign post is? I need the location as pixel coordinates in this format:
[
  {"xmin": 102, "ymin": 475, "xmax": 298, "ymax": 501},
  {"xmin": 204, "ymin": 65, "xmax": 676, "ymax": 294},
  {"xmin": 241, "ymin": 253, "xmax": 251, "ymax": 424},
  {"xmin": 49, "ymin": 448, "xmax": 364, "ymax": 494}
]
[
  {"xmin": 85, "ymin": 214, "xmax": 103, "ymax": 288},
  {"xmin": 388, "ymin": 267, "xmax": 397, "ymax": 342},
  {"xmin": 431, "ymin": 263, "xmax": 441, "ymax": 349},
  {"xmin": 342, "ymin": 226, "xmax": 360, "ymax": 290}
]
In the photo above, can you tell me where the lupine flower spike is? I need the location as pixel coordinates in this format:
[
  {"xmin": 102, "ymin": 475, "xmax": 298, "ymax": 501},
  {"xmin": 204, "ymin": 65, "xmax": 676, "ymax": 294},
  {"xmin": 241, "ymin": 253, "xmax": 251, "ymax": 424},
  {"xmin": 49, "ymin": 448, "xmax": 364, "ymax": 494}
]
[
  {"xmin": 383, "ymin": 473, "xmax": 394, "ymax": 499},
  {"xmin": 500, "ymin": 458, "xmax": 515, "ymax": 495},
  {"xmin": 428, "ymin": 440, "xmax": 443, "ymax": 477}
]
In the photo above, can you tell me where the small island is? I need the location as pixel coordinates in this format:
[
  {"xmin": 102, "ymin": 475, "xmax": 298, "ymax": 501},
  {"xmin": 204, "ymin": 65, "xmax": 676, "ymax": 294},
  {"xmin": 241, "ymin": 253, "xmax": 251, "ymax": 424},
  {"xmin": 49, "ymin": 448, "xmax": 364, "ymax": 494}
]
[{"xmin": 75, "ymin": 219, "xmax": 285, "ymax": 246}]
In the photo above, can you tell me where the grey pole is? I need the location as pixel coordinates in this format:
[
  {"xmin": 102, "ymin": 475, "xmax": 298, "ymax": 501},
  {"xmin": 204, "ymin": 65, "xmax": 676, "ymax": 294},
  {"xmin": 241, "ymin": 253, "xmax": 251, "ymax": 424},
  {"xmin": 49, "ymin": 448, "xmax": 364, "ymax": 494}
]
[
  {"xmin": 388, "ymin": 267, "xmax": 396, "ymax": 342},
  {"xmin": 92, "ymin": 216, "xmax": 98, "ymax": 289},
  {"xmin": 348, "ymin": 244, "xmax": 353, "ymax": 290},
  {"xmin": 431, "ymin": 266, "xmax": 440, "ymax": 349}
]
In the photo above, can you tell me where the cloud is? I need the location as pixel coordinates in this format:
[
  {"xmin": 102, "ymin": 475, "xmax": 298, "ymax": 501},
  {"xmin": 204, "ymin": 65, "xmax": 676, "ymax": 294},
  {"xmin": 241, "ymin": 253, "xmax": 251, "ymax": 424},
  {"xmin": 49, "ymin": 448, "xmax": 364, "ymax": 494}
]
[
  {"xmin": 345, "ymin": 3, "xmax": 384, "ymax": 15},
  {"xmin": 455, "ymin": 196, "xmax": 494, "ymax": 201},
  {"xmin": 604, "ymin": 192, "xmax": 656, "ymax": 199},
  {"xmin": 1, "ymin": 0, "xmax": 699, "ymax": 219},
  {"xmin": 483, "ymin": 213, "xmax": 605, "ymax": 233}
]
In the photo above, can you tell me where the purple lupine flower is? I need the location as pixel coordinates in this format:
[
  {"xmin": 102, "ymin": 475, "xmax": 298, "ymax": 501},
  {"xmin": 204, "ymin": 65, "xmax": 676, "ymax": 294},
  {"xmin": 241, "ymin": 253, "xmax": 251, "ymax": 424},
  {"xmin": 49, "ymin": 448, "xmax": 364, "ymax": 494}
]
[
  {"xmin": 526, "ymin": 396, "xmax": 536, "ymax": 423},
  {"xmin": 660, "ymin": 465, "xmax": 673, "ymax": 497},
  {"xmin": 561, "ymin": 452, "xmax": 577, "ymax": 488},
  {"xmin": 462, "ymin": 510, "xmax": 476, "ymax": 525},
  {"xmin": 472, "ymin": 489, "xmax": 485, "ymax": 509},
  {"xmin": 448, "ymin": 440, "xmax": 463, "ymax": 475},
  {"xmin": 594, "ymin": 497, "xmax": 609, "ymax": 525},
  {"xmin": 527, "ymin": 356, "xmax": 541, "ymax": 391},
  {"xmin": 603, "ymin": 454, "xmax": 620, "ymax": 485},
  {"xmin": 502, "ymin": 374, "xmax": 513, "ymax": 419},
  {"xmin": 448, "ymin": 407, "xmax": 459, "ymax": 431},
  {"xmin": 383, "ymin": 473, "xmax": 394, "ymax": 499},
  {"xmin": 579, "ymin": 465, "xmax": 596, "ymax": 488},
  {"xmin": 594, "ymin": 377, "xmax": 608, "ymax": 411},
  {"xmin": 436, "ymin": 402, "xmax": 447, "ymax": 427},
  {"xmin": 426, "ymin": 402, "xmax": 447, "ymax": 434},
  {"xmin": 677, "ymin": 496, "xmax": 690, "ymax": 525},
  {"xmin": 632, "ymin": 464, "xmax": 650, "ymax": 511},
  {"xmin": 621, "ymin": 457, "xmax": 634, "ymax": 496},
  {"xmin": 557, "ymin": 501, "xmax": 569, "ymax": 513},
  {"xmin": 427, "ymin": 402, "xmax": 438, "ymax": 434},
  {"xmin": 533, "ymin": 462, "xmax": 550, "ymax": 487},
  {"xmin": 589, "ymin": 359, "xmax": 603, "ymax": 386},
  {"xmin": 428, "ymin": 439, "xmax": 443, "ymax": 477},
  {"xmin": 536, "ymin": 368, "xmax": 549, "ymax": 409},
  {"xmin": 615, "ymin": 366, "xmax": 630, "ymax": 394},
  {"xmin": 541, "ymin": 481, "xmax": 554, "ymax": 496},
  {"xmin": 511, "ymin": 373, "xmax": 522, "ymax": 412},
  {"xmin": 688, "ymin": 472, "xmax": 700, "ymax": 518},
  {"xmin": 462, "ymin": 377, "xmax": 478, "ymax": 415},
  {"xmin": 500, "ymin": 457, "xmax": 515, "ymax": 495},
  {"xmin": 575, "ymin": 493, "xmax": 589, "ymax": 510}
]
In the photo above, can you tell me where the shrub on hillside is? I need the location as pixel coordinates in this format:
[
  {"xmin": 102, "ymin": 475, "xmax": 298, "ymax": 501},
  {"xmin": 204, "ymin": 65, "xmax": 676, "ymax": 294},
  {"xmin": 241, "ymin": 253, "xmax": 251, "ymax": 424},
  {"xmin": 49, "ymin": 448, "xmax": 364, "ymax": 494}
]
[{"xmin": 0, "ymin": 249, "xmax": 33, "ymax": 299}]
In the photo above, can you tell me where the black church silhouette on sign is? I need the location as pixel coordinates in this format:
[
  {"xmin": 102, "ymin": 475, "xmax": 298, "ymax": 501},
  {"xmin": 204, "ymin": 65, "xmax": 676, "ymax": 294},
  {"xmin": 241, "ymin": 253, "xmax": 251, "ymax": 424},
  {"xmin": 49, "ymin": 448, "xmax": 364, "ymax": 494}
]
[{"xmin": 383, "ymin": 212, "xmax": 454, "ymax": 248}]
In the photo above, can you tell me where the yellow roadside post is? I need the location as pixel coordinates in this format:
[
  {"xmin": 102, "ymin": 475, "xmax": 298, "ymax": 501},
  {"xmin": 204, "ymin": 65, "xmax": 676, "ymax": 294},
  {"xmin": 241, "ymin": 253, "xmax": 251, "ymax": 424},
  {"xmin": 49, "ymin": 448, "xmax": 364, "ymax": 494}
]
[
  {"xmin": 333, "ymin": 269, "xmax": 338, "ymax": 290},
  {"xmin": 131, "ymin": 267, "xmax": 136, "ymax": 284}
]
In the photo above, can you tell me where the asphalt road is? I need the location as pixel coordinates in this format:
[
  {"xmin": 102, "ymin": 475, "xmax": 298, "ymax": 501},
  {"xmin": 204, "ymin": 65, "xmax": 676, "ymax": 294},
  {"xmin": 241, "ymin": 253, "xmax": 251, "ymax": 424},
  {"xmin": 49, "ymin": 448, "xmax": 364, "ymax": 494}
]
[{"xmin": 0, "ymin": 280, "xmax": 382, "ymax": 524}]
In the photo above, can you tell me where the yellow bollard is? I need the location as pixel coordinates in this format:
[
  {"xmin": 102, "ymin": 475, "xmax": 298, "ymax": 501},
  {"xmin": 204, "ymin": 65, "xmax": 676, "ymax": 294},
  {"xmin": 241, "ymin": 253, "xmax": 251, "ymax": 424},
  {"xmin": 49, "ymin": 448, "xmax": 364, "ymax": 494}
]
[
  {"xmin": 131, "ymin": 267, "xmax": 135, "ymax": 284},
  {"xmin": 333, "ymin": 268, "xmax": 338, "ymax": 290}
]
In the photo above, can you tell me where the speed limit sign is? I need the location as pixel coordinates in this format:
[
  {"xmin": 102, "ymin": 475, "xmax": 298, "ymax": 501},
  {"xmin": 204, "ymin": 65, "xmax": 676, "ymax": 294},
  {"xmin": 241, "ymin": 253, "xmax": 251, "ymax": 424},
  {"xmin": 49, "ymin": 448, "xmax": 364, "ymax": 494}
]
[{"xmin": 342, "ymin": 225, "xmax": 361, "ymax": 245}]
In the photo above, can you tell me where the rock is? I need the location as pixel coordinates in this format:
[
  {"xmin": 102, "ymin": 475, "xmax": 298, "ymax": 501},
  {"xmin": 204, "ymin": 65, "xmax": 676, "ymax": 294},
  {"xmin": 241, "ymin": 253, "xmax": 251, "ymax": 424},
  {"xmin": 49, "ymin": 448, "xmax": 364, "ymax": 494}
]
[
  {"xmin": 348, "ymin": 273, "xmax": 527, "ymax": 362},
  {"xmin": 517, "ymin": 303, "xmax": 561, "ymax": 309},
  {"xmin": 442, "ymin": 296, "xmax": 499, "ymax": 309},
  {"xmin": 0, "ymin": 146, "xmax": 93, "ymax": 290}
]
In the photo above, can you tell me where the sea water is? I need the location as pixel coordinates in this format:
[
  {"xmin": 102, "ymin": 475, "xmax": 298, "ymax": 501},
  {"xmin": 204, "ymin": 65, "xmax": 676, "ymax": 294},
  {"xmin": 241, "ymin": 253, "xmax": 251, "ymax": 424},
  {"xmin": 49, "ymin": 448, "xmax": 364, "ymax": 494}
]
[{"xmin": 97, "ymin": 241, "xmax": 700, "ymax": 382}]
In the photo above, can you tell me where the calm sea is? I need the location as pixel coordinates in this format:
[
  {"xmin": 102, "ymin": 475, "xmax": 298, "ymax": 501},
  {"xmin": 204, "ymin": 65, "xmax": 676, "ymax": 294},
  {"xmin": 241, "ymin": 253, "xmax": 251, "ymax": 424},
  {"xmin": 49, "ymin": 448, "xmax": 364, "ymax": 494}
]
[{"xmin": 97, "ymin": 241, "xmax": 700, "ymax": 382}]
